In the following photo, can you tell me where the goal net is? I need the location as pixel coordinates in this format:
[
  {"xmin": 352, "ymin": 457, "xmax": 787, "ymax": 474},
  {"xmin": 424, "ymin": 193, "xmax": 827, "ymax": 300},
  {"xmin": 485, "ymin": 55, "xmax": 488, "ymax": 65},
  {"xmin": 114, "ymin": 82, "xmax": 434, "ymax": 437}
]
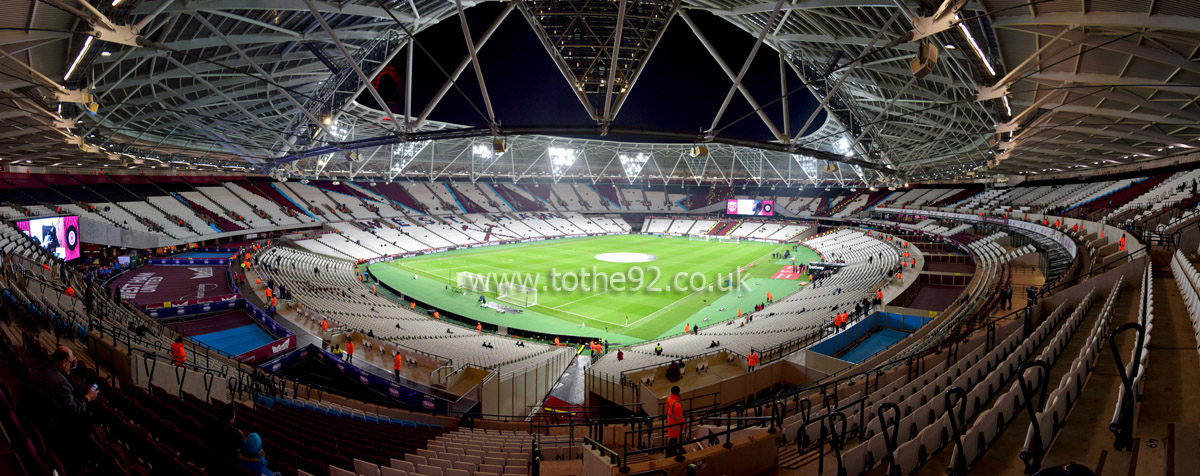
[
  {"xmin": 498, "ymin": 282, "xmax": 537, "ymax": 307},
  {"xmin": 456, "ymin": 271, "xmax": 490, "ymax": 293},
  {"xmin": 688, "ymin": 234, "xmax": 711, "ymax": 241},
  {"xmin": 717, "ymin": 236, "xmax": 740, "ymax": 244}
]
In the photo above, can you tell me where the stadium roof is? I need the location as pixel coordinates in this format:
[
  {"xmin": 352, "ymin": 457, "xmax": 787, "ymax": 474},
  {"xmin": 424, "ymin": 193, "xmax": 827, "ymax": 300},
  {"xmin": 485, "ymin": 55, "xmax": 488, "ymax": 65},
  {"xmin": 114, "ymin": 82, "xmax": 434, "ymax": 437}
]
[{"xmin": 1, "ymin": 0, "xmax": 1198, "ymax": 184}]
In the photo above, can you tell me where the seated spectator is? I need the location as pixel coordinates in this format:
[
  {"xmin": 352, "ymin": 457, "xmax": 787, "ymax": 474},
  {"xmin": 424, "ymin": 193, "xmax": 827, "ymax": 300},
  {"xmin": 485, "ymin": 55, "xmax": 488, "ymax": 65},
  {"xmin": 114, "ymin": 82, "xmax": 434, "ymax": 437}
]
[
  {"xmin": 127, "ymin": 322, "xmax": 153, "ymax": 337},
  {"xmin": 206, "ymin": 405, "xmax": 243, "ymax": 464},
  {"xmin": 236, "ymin": 432, "xmax": 280, "ymax": 476},
  {"xmin": 16, "ymin": 345, "xmax": 99, "ymax": 469},
  {"xmin": 666, "ymin": 361, "xmax": 681, "ymax": 382}
]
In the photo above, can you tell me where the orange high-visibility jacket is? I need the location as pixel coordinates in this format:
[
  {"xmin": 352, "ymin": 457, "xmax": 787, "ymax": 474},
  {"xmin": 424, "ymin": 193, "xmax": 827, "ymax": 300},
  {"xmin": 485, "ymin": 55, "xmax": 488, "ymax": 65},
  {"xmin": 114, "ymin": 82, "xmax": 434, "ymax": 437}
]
[
  {"xmin": 171, "ymin": 342, "xmax": 186, "ymax": 366},
  {"xmin": 666, "ymin": 394, "xmax": 685, "ymax": 439}
]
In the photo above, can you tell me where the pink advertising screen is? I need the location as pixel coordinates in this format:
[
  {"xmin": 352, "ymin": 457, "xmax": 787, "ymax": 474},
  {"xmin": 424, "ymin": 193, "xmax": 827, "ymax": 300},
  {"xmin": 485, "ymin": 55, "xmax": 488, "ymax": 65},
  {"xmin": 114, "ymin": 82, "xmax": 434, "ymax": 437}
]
[
  {"xmin": 725, "ymin": 199, "xmax": 774, "ymax": 216},
  {"xmin": 16, "ymin": 215, "xmax": 80, "ymax": 261}
]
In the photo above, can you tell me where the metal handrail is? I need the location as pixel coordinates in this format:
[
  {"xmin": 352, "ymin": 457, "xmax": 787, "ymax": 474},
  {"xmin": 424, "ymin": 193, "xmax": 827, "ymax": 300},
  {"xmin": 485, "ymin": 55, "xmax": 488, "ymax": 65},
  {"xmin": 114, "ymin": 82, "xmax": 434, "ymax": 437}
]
[{"xmin": 615, "ymin": 415, "xmax": 775, "ymax": 472}]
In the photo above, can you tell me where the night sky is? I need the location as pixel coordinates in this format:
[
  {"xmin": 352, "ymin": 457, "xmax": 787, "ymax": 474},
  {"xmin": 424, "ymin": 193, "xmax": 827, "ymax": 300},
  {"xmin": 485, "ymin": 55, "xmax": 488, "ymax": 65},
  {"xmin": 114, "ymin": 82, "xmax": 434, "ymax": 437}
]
[{"xmin": 360, "ymin": 3, "xmax": 824, "ymax": 143}]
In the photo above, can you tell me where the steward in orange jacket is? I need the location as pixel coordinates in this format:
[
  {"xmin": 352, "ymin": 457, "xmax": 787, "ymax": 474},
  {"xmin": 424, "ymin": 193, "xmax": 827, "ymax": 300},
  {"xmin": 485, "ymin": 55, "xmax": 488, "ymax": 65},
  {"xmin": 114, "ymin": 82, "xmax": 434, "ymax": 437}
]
[
  {"xmin": 171, "ymin": 336, "xmax": 186, "ymax": 367},
  {"xmin": 665, "ymin": 386, "xmax": 685, "ymax": 457}
]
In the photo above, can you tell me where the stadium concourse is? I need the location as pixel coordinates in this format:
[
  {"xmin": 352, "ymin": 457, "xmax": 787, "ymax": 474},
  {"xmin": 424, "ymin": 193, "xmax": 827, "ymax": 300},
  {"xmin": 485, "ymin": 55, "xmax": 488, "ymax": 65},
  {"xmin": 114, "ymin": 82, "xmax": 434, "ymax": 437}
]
[{"xmin": 6, "ymin": 0, "xmax": 1200, "ymax": 476}]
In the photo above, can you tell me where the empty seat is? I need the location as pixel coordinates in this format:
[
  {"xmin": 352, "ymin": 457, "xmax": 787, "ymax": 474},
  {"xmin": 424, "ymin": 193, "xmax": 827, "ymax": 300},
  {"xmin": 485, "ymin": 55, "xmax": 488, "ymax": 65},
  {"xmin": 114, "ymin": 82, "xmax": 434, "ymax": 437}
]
[
  {"xmin": 406, "ymin": 455, "xmax": 427, "ymax": 466},
  {"xmin": 451, "ymin": 460, "xmax": 475, "ymax": 475},
  {"xmin": 331, "ymin": 466, "xmax": 357, "ymax": 476},
  {"xmin": 355, "ymin": 458, "xmax": 382, "ymax": 476},
  {"xmin": 416, "ymin": 464, "xmax": 443, "ymax": 476},
  {"xmin": 391, "ymin": 459, "xmax": 416, "ymax": 473},
  {"xmin": 429, "ymin": 458, "xmax": 452, "ymax": 473},
  {"xmin": 482, "ymin": 457, "xmax": 505, "ymax": 467}
]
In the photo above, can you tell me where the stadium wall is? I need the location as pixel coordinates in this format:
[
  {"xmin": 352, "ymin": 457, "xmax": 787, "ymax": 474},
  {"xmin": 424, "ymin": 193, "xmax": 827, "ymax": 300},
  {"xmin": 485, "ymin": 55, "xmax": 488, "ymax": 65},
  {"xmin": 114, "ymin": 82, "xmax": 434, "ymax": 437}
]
[
  {"xmin": 87, "ymin": 333, "xmax": 230, "ymax": 404},
  {"xmin": 235, "ymin": 298, "xmax": 297, "ymax": 364},
  {"xmin": 585, "ymin": 371, "xmax": 639, "ymax": 409},
  {"xmin": 480, "ymin": 349, "xmax": 574, "ymax": 417},
  {"xmin": 808, "ymin": 312, "xmax": 931, "ymax": 358},
  {"xmin": 129, "ymin": 346, "xmax": 232, "ymax": 403},
  {"xmin": 1180, "ymin": 225, "xmax": 1200, "ymax": 254},
  {"xmin": 626, "ymin": 357, "xmax": 788, "ymax": 417},
  {"xmin": 79, "ymin": 216, "xmax": 175, "ymax": 248},
  {"xmin": 81, "ymin": 214, "xmax": 318, "ymax": 249}
]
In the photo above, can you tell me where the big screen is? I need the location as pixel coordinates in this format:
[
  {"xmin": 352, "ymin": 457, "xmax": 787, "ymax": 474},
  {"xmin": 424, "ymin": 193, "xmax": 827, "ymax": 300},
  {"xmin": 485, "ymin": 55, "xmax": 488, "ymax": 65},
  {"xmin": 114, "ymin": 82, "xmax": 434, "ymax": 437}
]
[
  {"xmin": 726, "ymin": 199, "xmax": 774, "ymax": 216},
  {"xmin": 16, "ymin": 216, "xmax": 80, "ymax": 261}
]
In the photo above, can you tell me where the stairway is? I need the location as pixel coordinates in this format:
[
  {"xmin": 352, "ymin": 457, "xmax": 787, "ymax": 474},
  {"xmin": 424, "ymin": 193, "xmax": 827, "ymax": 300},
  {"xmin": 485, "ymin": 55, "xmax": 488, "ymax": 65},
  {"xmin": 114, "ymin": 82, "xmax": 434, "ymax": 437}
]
[
  {"xmin": 828, "ymin": 190, "xmax": 863, "ymax": 214},
  {"xmin": 931, "ymin": 187, "xmax": 985, "ymax": 208},
  {"xmin": 708, "ymin": 220, "xmax": 739, "ymax": 236},
  {"xmin": 1127, "ymin": 267, "xmax": 1200, "ymax": 475}
]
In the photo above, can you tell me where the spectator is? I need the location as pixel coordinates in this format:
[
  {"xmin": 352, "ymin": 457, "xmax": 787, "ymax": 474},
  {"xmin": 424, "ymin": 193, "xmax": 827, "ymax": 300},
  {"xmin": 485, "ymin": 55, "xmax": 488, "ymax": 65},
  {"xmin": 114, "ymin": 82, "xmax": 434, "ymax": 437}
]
[
  {"xmin": 666, "ymin": 361, "xmax": 681, "ymax": 382},
  {"xmin": 128, "ymin": 322, "xmax": 153, "ymax": 338},
  {"xmin": 16, "ymin": 345, "xmax": 99, "ymax": 468},
  {"xmin": 206, "ymin": 405, "xmax": 244, "ymax": 464},
  {"xmin": 236, "ymin": 432, "xmax": 279, "ymax": 476}
]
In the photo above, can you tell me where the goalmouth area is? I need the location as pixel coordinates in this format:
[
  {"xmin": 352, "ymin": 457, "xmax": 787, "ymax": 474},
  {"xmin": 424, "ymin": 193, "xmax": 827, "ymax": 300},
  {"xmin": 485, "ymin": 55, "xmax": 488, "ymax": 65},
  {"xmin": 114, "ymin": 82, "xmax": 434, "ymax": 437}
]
[{"xmin": 367, "ymin": 234, "xmax": 820, "ymax": 344}]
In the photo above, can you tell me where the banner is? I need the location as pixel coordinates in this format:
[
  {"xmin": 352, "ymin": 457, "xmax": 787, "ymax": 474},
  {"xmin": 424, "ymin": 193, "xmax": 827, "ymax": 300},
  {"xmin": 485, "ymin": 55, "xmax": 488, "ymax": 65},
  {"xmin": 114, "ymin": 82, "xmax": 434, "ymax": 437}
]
[
  {"xmin": 236, "ymin": 335, "xmax": 296, "ymax": 364},
  {"xmin": 147, "ymin": 257, "xmax": 232, "ymax": 265},
  {"xmin": 144, "ymin": 295, "xmax": 241, "ymax": 317},
  {"xmin": 142, "ymin": 293, "xmax": 240, "ymax": 311}
]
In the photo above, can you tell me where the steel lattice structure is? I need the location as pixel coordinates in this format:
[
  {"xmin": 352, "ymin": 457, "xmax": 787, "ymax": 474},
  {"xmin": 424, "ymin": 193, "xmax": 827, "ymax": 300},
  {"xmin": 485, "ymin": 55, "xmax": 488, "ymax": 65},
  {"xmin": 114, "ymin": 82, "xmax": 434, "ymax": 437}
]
[{"xmin": 0, "ymin": 0, "xmax": 1197, "ymax": 184}]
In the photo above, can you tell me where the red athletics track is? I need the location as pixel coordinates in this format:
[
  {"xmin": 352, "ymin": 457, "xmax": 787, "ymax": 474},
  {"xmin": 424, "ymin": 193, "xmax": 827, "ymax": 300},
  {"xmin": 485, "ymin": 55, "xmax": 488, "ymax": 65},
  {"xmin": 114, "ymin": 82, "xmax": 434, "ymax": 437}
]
[{"xmin": 110, "ymin": 265, "xmax": 231, "ymax": 306}]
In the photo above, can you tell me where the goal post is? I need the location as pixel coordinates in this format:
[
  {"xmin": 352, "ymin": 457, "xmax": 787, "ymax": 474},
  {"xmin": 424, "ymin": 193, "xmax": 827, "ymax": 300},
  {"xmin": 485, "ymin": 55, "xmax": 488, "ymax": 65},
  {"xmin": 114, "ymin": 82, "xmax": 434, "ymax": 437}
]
[
  {"xmin": 717, "ymin": 236, "xmax": 740, "ymax": 244},
  {"xmin": 688, "ymin": 234, "xmax": 711, "ymax": 241},
  {"xmin": 498, "ymin": 282, "xmax": 537, "ymax": 307},
  {"xmin": 456, "ymin": 271, "xmax": 490, "ymax": 293}
]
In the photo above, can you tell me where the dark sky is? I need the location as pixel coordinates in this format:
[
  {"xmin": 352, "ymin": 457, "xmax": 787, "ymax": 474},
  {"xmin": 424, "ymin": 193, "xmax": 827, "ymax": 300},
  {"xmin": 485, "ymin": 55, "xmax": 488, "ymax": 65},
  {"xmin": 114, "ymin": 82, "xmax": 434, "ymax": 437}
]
[{"xmin": 360, "ymin": 4, "xmax": 824, "ymax": 143}]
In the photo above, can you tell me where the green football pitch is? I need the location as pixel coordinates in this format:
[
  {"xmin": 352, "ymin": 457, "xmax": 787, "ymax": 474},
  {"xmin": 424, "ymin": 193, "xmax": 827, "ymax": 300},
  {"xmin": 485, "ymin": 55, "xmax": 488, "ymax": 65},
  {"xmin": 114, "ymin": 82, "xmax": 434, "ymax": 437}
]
[{"xmin": 368, "ymin": 234, "xmax": 820, "ymax": 344}]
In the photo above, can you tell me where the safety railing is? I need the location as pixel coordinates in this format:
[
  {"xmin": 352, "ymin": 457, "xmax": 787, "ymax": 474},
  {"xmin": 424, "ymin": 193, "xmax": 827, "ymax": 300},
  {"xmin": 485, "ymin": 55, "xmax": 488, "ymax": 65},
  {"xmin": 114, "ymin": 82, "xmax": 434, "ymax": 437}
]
[{"xmin": 613, "ymin": 415, "xmax": 775, "ymax": 472}]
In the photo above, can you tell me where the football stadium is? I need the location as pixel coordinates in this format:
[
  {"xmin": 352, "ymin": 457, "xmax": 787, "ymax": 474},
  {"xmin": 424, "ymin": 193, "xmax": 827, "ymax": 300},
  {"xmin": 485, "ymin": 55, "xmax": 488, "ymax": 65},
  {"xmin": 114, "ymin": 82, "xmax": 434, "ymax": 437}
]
[
  {"xmin": 0, "ymin": 1, "xmax": 1198, "ymax": 475},
  {"xmin": 371, "ymin": 234, "xmax": 822, "ymax": 342}
]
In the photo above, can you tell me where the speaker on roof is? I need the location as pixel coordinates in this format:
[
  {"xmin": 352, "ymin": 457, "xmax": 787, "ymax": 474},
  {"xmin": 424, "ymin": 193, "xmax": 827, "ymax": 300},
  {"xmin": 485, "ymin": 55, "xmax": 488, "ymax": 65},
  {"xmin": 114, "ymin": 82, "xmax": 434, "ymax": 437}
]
[
  {"xmin": 910, "ymin": 42, "xmax": 938, "ymax": 79},
  {"xmin": 690, "ymin": 145, "xmax": 708, "ymax": 158},
  {"xmin": 493, "ymin": 138, "xmax": 507, "ymax": 154}
]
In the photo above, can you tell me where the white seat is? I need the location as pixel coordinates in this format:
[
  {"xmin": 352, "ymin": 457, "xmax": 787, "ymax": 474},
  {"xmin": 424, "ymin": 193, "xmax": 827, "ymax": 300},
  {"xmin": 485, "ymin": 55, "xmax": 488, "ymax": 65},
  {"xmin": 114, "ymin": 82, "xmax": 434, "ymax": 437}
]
[
  {"xmin": 354, "ymin": 459, "xmax": 382, "ymax": 476},
  {"xmin": 331, "ymin": 466, "xmax": 357, "ymax": 476}
]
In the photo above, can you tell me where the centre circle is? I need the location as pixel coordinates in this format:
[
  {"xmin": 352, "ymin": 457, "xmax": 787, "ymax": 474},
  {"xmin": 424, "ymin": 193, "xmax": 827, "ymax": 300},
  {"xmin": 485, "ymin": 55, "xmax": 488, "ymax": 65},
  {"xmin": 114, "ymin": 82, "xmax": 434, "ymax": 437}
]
[{"xmin": 594, "ymin": 252, "xmax": 659, "ymax": 263}]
